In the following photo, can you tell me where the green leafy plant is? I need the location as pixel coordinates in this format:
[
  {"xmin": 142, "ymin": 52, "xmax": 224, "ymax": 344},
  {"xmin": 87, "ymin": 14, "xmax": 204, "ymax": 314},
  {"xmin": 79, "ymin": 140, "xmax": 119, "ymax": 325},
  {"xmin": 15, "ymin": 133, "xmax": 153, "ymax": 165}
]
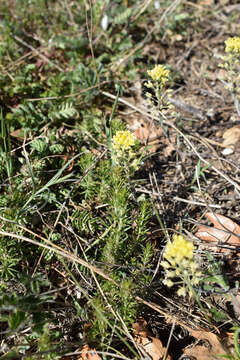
[
  {"xmin": 0, "ymin": 109, "xmax": 13, "ymax": 183},
  {"xmin": 191, "ymin": 159, "xmax": 211, "ymax": 186}
]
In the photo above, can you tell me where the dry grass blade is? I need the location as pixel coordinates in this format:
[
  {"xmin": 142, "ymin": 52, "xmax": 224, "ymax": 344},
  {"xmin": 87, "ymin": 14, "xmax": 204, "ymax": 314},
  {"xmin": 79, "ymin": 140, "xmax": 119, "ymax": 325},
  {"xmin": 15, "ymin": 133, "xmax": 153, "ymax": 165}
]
[{"xmin": 0, "ymin": 230, "xmax": 118, "ymax": 286}]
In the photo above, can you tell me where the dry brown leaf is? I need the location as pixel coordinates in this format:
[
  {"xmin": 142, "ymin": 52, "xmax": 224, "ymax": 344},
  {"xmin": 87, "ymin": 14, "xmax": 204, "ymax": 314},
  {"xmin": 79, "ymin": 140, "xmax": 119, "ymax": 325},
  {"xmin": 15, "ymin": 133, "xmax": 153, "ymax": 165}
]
[
  {"xmin": 195, "ymin": 212, "xmax": 240, "ymax": 249},
  {"xmin": 163, "ymin": 135, "xmax": 176, "ymax": 157},
  {"xmin": 10, "ymin": 129, "xmax": 25, "ymax": 140},
  {"xmin": 133, "ymin": 318, "xmax": 172, "ymax": 360},
  {"xmin": 222, "ymin": 125, "xmax": 240, "ymax": 148},
  {"xmin": 128, "ymin": 115, "xmax": 163, "ymax": 153},
  {"xmin": 128, "ymin": 116, "xmax": 176, "ymax": 155},
  {"xmin": 77, "ymin": 345, "xmax": 102, "ymax": 360},
  {"xmin": 184, "ymin": 330, "xmax": 228, "ymax": 359},
  {"xmin": 229, "ymin": 293, "xmax": 240, "ymax": 318}
]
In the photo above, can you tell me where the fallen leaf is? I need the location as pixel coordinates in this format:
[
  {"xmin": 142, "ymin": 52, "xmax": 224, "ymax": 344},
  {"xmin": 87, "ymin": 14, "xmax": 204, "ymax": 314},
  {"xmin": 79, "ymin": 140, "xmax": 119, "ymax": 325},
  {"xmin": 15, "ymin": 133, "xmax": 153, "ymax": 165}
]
[
  {"xmin": 128, "ymin": 115, "xmax": 163, "ymax": 153},
  {"xmin": 195, "ymin": 212, "xmax": 240, "ymax": 249},
  {"xmin": 163, "ymin": 135, "xmax": 176, "ymax": 157},
  {"xmin": 77, "ymin": 345, "xmax": 102, "ymax": 360},
  {"xmin": 133, "ymin": 318, "xmax": 172, "ymax": 360},
  {"xmin": 10, "ymin": 129, "xmax": 25, "ymax": 140},
  {"xmin": 184, "ymin": 330, "xmax": 228, "ymax": 359},
  {"xmin": 230, "ymin": 293, "xmax": 240, "ymax": 319},
  {"xmin": 222, "ymin": 125, "xmax": 240, "ymax": 148}
]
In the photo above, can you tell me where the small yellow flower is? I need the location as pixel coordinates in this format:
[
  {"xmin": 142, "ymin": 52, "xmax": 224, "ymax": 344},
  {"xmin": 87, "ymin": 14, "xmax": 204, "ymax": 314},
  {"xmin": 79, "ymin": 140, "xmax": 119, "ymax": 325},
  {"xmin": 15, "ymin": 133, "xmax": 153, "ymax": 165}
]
[
  {"xmin": 145, "ymin": 81, "xmax": 153, "ymax": 89},
  {"xmin": 160, "ymin": 260, "xmax": 170, "ymax": 269},
  {"xmin": 225, "ymin": 37, "xmax": 240, "ymax": 55},
  {"xmin": 190, "ymin": 262, "xmax": 198, "ymax": 273},
  {"xmin": 112, "ymin": 130, "xmax": 136, "ymax": 151},
  {"xmin": 175, "ymin": 268, "xmax": 180, "ymax": 276},
  {"xmin": 166, "ymin": 270, "xmax": 175, "ymax": 278},
  {"xmin": 168, "ymin": 258, "xmax": 176, "ymax": 267},
  {"xmin": 147, "ymin": 64, "xmax": 169, "ymax": 84},
  {"xmin": 163, "ymin": 279, "xmax": 174, "ymax": 287},
  {"xmin": 181, "ymin": 258, "xmax": 190, "ymax": 269},
  {"xmin": 177, "ymin": 287, "xmax": 186, "ymax": 297}
]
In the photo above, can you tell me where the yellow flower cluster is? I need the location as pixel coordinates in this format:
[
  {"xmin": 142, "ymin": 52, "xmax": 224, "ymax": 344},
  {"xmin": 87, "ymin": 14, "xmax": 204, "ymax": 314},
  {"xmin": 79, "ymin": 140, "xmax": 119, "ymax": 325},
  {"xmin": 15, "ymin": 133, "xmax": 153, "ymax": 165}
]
[
  {"xmin": 219, "ymin": 37, "xmax": 240, "ymax": 116},
  {"xmin": 147, "ymin": 64, "xmax": 169, "ymax": 84},
  {"xmin": 111, "ymin": 130, "xmax": 139, "ymax": 172},
  {"xmin": 225, "ymin": 37, "xmax": 240, "ymax": 55},
  {"xmin": 112, "ymin": 130, "xmax": 136, "ymax": 151},
  {"xmin": 161, "ymin": 235, "xmax": 201, "ymax": 297},
  {"xmin": 164, "ymin": 234, "xmax": 194, "ymax": 265}
]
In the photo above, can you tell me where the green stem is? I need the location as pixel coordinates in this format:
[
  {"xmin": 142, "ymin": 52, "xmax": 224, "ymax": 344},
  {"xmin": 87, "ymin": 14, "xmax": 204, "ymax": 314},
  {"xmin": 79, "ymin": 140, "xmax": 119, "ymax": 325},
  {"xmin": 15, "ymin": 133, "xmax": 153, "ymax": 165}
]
[{"xmin": 186, "ymin": 275, "xmax": 213, "ymax": 326}]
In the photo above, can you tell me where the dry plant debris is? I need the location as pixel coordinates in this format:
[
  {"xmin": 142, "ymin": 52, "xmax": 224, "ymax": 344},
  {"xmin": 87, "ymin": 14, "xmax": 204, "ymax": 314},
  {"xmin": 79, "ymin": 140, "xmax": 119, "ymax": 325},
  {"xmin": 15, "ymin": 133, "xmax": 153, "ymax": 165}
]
[
  {"xmin": 196, "ymin": 212, "xmax": 240, "ymax": 250},
  {"xmin": 77, "ymin": 345, "xmax": 102, "ymax": 360},
  {"xmin": 133, "ymin": 318, "xmax": 172, "ymax": 360},
  {"xmin": 183, "ymin": 329, "xmax": 228, "ymax": 360},
  {"xmin": 222, "ymin": 125, "xmax": 240, "ymax": 150}
]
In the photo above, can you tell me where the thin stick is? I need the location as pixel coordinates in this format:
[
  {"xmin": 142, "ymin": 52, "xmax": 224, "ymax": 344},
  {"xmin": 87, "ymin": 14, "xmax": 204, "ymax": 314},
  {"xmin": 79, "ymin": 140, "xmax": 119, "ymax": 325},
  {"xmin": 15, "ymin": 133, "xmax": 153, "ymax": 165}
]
[
  {"xmin": 0, "ymin": 229, "xmax": 117, "ymax": 285},
  {"xmin": 163, "ymin": 319, "xmax": 175, "ymax": 360},
  {"xmin": 13, "ymin": 35, "xmax": 64, "ymax": 72}
]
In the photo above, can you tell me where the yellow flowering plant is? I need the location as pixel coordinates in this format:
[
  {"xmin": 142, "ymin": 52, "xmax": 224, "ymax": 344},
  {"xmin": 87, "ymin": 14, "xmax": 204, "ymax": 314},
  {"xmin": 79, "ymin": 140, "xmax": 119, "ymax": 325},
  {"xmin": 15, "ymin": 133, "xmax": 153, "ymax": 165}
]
[
  {"xmin": 112, "ymin": 130, "xmax": 136, "ymax": 151},
  {"xmin": 145, "ymin": 64, "xmax": 174, "ymax": 119},
  {"xmin": 111, "ymin": 130, "xmax": 139, "ymax": 173},
  {"xmin": 219, "ymin": 36, "xmax": 240, "ymax": 116},
  {"xmin": 225, "ymin": 37, "xmax": 240, "ymax": 55},
  {"xmin": 161, "ymin": 234, "xmax": 202, "ymax": 298},
  {"xmin": 147, "ymin": 64, "xmax": 170, "ymax": 84}
]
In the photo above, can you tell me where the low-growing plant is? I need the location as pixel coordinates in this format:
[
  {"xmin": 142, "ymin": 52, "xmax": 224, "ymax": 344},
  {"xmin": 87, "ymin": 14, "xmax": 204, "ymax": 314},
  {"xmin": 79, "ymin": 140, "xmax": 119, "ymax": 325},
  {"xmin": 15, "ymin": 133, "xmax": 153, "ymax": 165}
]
[{"xmin": 219, "ymin": 36, "xmax": 240, "ymax": 116}]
